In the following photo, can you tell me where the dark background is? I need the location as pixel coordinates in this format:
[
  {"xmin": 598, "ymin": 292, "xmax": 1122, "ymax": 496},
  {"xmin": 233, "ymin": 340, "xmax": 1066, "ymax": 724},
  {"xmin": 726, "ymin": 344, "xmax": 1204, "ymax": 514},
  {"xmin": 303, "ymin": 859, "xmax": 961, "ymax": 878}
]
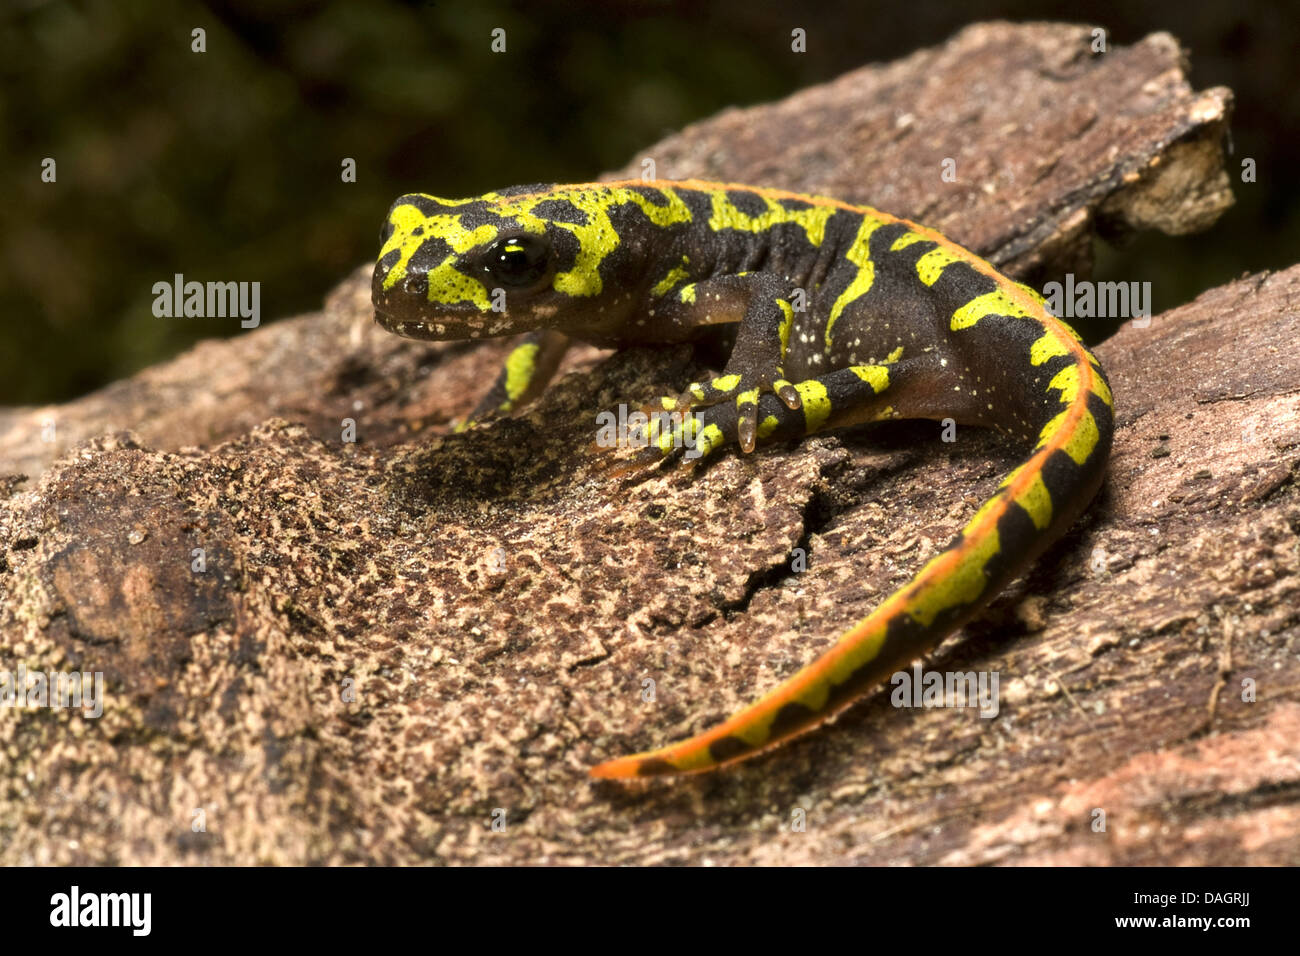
[{"xmin": 3, "ymin": 0, "xmax": 1296, "ymax": 405}]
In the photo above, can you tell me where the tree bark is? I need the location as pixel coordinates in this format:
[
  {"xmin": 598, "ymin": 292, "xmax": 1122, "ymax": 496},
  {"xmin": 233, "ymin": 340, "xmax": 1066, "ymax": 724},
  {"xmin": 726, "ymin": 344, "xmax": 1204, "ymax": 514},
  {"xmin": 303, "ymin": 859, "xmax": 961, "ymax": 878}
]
[{"xmin": 4, "ymin": 23, "xmax": 1294, "ymax": 866}]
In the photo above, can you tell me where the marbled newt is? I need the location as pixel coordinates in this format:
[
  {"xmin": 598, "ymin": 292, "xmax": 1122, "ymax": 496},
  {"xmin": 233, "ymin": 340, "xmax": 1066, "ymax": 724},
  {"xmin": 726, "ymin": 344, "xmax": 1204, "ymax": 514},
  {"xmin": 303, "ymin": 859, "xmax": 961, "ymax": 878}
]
[{"xmin": 371, "ymin": 179, "xmax": 1114, "ymax": 780}]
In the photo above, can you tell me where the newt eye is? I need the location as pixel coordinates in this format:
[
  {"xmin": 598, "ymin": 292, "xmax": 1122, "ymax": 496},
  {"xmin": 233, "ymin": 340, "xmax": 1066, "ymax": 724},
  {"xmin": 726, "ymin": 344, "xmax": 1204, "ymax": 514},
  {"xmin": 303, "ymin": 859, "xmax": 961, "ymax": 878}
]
[{"xmin": 483, "ymin": 234, "xmax": 551, "ymax": 288}]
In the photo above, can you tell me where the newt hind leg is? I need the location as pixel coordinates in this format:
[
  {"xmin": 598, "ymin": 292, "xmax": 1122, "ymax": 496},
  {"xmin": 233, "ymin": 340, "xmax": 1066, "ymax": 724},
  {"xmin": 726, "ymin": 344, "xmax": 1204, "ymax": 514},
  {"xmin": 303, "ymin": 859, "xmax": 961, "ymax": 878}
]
[
  {"xmin": 593, "ymin": 357, "xmax": 905, "ymax": 479},
  {"xmin": 657, "ymin": 351, "xmax": 992, "ymax": 461},
  {"xmin": 589, "ymin": 348, "xmax": 988, "ymax": 485}
]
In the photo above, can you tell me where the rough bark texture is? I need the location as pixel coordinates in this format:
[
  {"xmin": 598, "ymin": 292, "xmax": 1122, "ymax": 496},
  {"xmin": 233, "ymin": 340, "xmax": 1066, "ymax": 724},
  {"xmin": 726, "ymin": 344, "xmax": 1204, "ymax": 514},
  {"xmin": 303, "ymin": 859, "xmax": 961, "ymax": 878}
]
[{"xmin": 3, "ymin": 23, "xmax": 1295, "ymax": 866}]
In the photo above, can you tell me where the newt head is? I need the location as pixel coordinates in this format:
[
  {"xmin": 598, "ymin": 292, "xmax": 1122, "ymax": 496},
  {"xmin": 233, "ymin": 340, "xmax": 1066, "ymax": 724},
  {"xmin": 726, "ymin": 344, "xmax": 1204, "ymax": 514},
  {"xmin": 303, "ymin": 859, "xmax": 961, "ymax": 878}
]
[{"xmin": 372, "ymin": 187, "xmax": 599, "ymax": 341}]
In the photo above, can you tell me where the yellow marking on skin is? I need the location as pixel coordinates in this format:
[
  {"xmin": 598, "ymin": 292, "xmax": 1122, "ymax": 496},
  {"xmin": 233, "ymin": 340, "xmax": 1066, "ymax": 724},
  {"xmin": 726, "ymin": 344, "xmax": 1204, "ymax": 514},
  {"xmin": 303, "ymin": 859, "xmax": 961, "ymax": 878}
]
[
  {"xmin": 773, "ymin": 378, "xmax": 794, "ymax": 394},
  {"xmin": 689, "ymin": 383, "xmax": 706, "ymax": 400},
  {"xmin": 849, "ymin": 364, "xmax": 890, "ymax": 391},
  {"xmin": 546, "ymin": 195, "xmax": 619, "ymax": 297},
  {"xmin": 969, "ymin": 485, "xmax": 1012, "ymax": 526},
  {"xmin": 756, "ymin": 415, "xmax": 780, "ymax": 439},
  {"xmin": 624, "ymin": 187, "xmax": 694, "ymax": 228},
  {"xmin": 695, "ymin": 423, "xmax": 726, "ymax": 457},
  {"xmin": 1090, "ymin": 366, "xmax": 1114, "ymax": 408},
  {"xmin": 654, "ymin": 414, "xmax": 700, "ymax": 454},
  {"xmin": 1029, "ymin": 329, "xmax": 1072, "ymax": 365},
  {"xmin": 651, "ymin": 256, "xmax": 691, "ymax": 297},
  {"xmin": 734, "ymin": 718, "xmax": 776, "ymax": 748},
  {"xmin": 545, "ymin": 186, "xmax": 689, "ymax": 297},
  {"xmin": 736, "ymin": 388, "xmax": 760, "ymax": 407},
  {"xmin": 950, "ymin": 288, "xmax": 1032, "ymax": 331},
  {"xmin": 503, "ymin": 342, "xmax": 541, "ymax": 401},
  {"xmin": 379, "ymin": 203, "xmax": 497, "ymax": 309},
  {"xmin": 1038, "ymin": 409, "xmax": 1101, "ymax": 465},
  {"xmin": 429, "ymin": 267, "xmax": 494, "ymax": 311},
  {"xmin": 679, "ymin": 284, "xmax": 697, "ymax": 304},
  {"xmin": 794, "ymin": 379, "xmax": 832, "ymax": 432},
  {"xmin": 777, "ymin": 298, "xmax": 794, "ymax": 357},
  {"xmin": 825, "ymin": 216, "xmax": 885, "ymax": 354},
  {"xmin": 824, "ymin": 623, "xmax": 891, "ymax": 687},
  {"xmin": 1017, "ymin": 472, "xmax": 1054, "ymax": 530},
  {"xmin": 660, "ymin": 396, "xmax": 678, "ymax": 411},
  {"xmin": 791, "ymin": 679, "xmax": 833, "ymax": 716},
  {"xmin": 915, "ymin": 246, "xmax": 965, "ymax": 286},
  {"xmin": 712, "ymin": 674, "xmax": 850, "ymax": 750},
  {"xmin": 706, "ymin": 191, "xmax": 837, "ymax": 247},
  {"xmin": 906, "ymin": 517, "xmax": 1002, "ymax": 628},
  {"xmin": 890, "ymin": 231, "xmax": 928, "ymax": 251},
  {"xmin": 662, "ymin": 748, "xmax": 715, "ymax": 773},
  {"xmin": 1000, "ymin": 465, "xmax": 1053, "ymax": 530},
  {"xmin": 650, "ymin": 408, "xmax": 681, "ymax": 442},
  {"xmin": 711, "ymin": 374, "xmax": 742, "ymax": 393},
  {"xmin": 1047, "ymin": 364, "xmax": 1082, "ymax": 405}
]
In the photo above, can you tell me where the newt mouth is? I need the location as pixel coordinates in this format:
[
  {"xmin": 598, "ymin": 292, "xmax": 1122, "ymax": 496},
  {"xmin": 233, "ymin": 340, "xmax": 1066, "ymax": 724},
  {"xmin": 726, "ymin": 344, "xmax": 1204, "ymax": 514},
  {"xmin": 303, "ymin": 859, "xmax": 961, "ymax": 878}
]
[
  {"xmin": 373, "ymin": 308, "xmax": 428, "ymax": 338},
  {"xmin": 371, "ymin": 306, "xmax": 467, "ymax": 341},
  {"xmin": 370, "ymin": 304, "xmax": 399, "ymax": 332}
]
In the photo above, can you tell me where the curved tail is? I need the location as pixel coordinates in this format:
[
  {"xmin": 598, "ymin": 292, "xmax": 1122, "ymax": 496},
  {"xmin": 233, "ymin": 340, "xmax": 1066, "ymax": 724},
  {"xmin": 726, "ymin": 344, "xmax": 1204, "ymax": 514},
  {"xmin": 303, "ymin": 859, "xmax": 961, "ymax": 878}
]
[{"xmin": 590, "ymin": 310, "xmax": 1113, "ymax": 779}]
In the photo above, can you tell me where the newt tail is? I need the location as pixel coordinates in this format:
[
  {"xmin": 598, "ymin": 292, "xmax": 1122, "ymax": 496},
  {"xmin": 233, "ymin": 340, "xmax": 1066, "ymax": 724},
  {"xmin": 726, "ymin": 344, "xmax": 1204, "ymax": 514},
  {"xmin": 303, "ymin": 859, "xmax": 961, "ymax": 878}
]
[{"xmin": 589, "ymin": 324, "xmax": 1111, "ymax": 777}]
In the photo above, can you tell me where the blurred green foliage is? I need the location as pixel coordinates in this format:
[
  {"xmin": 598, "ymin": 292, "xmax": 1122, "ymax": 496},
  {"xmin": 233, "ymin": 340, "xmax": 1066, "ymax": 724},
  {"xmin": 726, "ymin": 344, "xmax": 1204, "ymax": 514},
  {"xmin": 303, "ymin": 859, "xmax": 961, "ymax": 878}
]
[{"xmin": 2, "ymin": 0, "xmax": 1296, "ymax": 404}]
